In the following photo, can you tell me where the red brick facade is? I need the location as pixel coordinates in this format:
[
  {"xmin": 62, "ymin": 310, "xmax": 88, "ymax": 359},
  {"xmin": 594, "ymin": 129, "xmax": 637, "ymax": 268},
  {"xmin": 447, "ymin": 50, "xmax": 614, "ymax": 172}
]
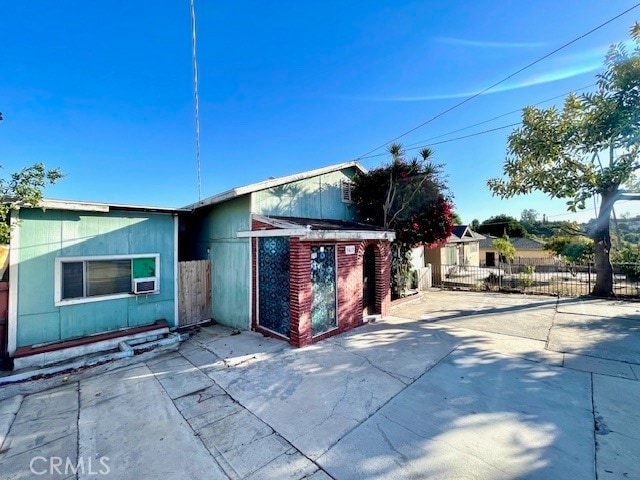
[{"xmin": 251, "ymin": 220, "xmax": 392, "ymax": 347}]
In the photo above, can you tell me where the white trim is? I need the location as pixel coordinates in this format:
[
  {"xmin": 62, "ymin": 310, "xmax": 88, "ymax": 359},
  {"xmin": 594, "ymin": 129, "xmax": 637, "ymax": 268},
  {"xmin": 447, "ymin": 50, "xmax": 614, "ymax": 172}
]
[
  {"xmin": 340, "ymin": 179, "xmax": 354, "ymax": 204},
  {"xmin": 173, "ymin": 215, "xmax": 179, "ymax": 327},
  {"xmin": 237, "ymin": 228, "xmax": 395, "ymax": 241},
  {"xmin": 304, "ymin": 230, "xmax": 395, "ymax": 241},
  {"xmin": 54, "ymin": 253, "xmax": 160, "ymax": 307},
  {"xmin": 35, "ymin": 198, "xmax": 189, "ymax": 214},
  {"xmin": 39, "ymin": 199, "xmax": 110, "ymax": 212},
  {"xmin": 248, "ymin": 213, "xmax": 253, "ymax": 329},
  {"xmin": 8, "ymin": 210, "xmax": 19, "ymax": 357},
  {"xmin": 252, "ymin": 214, "xmax": 302, "ymax": 229},
  {"xmin": 255, "ymin": 238, "xmax": 259, "ymax": 330},
  {"xmin": 237, "ymin": 228, "xmax": 310, "ymax": 238},
  {"xmin": 186, "ymin": 161, "xmax": 367, "ymax": 209}
]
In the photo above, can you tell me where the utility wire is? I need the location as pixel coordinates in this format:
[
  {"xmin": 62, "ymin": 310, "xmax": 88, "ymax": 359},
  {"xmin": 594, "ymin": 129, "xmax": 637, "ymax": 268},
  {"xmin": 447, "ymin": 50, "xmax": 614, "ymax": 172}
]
[
  {"xmin": 356, "ymin": 3, "xmax": 640, "ymax": 160},
  {"xmin": 358, "ymin": 83, "xmax": 596, "ymax": 161},
  {"xmin": 190, "ymin": 0, "xmax": 202, "ymax": 201},
  {"xmin": 359, "ymin": 122, "xmax": 522, "ymax": 160},
  {"xmin": 403, "ymin": 83, "xmax": 596, "ymax": 149}
]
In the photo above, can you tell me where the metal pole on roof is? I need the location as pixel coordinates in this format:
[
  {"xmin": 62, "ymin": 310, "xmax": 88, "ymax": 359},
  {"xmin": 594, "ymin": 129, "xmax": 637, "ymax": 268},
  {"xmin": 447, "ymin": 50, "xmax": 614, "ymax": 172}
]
[{"xmin": 190, "ymin": 0, "xmax": 202, "ymax": 201}]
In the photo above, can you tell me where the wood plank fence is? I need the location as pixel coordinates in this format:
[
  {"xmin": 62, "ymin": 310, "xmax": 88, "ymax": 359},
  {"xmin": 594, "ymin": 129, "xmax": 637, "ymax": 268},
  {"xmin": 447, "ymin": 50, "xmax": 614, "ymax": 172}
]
[{"xmin": 178, "ymin": 260, "xmax": 212, "ymax": 326}]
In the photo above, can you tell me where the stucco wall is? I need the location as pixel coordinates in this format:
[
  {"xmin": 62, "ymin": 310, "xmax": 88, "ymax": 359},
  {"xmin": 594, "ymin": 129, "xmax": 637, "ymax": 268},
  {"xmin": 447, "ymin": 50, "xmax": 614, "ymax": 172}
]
[{"xmin": 15, "ymin": 208, "xmax": 176, "ymax": 348}]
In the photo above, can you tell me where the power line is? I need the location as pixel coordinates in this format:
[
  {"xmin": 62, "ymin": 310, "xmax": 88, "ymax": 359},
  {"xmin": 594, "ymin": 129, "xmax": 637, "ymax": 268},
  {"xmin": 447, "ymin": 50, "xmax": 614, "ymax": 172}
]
[
  {"xmin": 358, "ymin": 83, "xmax": 597, "ymax": 161},
  {"xmin": 356, "ymin": 3, "xmax": 640, "ymax": 160},
  {"xmin": 403, "ymin": 83, "xmax": 596, "ymax": 149},
  {"xmin": 359, "ymin": 122, "xmax": 522, "ymax": 160}
]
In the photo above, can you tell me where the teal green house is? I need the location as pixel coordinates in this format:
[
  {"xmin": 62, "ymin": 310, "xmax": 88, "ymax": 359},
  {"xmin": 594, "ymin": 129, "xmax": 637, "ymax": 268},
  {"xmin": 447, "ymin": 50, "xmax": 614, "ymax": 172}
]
[
  {"xmin": 182, "ymin": 161, "xmax": 367, "ymax": 331},
  {"xmin": 6, "ymin": 199, "xmax": 184, "ymax": 363},
  {"xmin": 2, "ymin": 160, "xmax": 395, "ymax": 366}
]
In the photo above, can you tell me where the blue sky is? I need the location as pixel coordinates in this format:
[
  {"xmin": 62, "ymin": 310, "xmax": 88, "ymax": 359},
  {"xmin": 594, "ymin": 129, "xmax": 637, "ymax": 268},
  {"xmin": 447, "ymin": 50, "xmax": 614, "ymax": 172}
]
[{"xmin": 1, "ymin": 1, "xmax": 639, "ymax": 224}]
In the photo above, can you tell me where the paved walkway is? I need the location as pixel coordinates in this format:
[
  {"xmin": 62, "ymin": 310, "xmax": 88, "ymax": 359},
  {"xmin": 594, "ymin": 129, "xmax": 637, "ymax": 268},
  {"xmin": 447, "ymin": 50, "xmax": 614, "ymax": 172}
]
[{"xmin": 1, "ymin": 290, "xmax": 639, "ymax": 479}]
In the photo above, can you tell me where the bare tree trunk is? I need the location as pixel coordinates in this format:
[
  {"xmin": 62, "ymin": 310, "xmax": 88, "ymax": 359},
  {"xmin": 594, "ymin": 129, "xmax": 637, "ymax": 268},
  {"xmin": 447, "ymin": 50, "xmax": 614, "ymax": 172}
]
[{"xmin": 591, "ymin": 189, "xmax": 616, "ymax": 297}]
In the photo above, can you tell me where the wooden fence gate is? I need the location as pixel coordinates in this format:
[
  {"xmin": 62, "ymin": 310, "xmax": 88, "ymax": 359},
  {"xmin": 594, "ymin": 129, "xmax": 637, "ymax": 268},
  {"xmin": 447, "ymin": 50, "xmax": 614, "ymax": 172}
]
[{"xmin": 178, "ymin": 260, "xmax": 212, "ymax": 326}]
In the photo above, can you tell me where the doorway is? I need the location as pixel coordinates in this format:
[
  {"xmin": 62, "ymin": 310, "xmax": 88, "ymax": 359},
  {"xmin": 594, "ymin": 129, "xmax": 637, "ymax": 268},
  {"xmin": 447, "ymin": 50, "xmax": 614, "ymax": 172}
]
[
  {"xmin": 363, "ymin": 245, "xmax": 376, "ymax": 315},
  {"xmin": 257, "ymin": 237, "xmax": 290, "ymax": 337}
]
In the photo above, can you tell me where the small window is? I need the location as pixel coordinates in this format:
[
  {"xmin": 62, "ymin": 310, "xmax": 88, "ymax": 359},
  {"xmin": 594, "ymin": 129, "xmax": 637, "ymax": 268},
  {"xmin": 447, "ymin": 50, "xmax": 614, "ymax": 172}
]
[
  {"xmin": 56, "ymin": 254, "xmax": 160, "ymax": 305},
  {"xmin": 341, "ymin": 180, "xmax": 354, "ymax": 203}
]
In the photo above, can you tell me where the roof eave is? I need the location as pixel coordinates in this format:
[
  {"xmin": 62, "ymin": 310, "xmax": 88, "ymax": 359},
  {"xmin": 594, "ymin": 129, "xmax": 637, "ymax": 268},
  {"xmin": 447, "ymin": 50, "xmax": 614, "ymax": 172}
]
[{"xmin": 186, "ymin": 160, "xmax": 367, "ymax": 210}]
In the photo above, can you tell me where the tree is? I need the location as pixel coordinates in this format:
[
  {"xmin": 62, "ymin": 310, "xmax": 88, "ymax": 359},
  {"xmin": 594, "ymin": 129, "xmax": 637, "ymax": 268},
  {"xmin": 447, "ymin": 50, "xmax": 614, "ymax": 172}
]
[
  {"xmin": 0, "ymin": 163, "xmax": 63, "ymax": 243},
  {"xmin": 352, "ymin": 143, "xmax": 454, "ymax": 297},
  {"xmin": 476, "ymin": 214, "xmax": 528, "ymax": 237},
  {"xmin": 451, "ymin": 212, "xmax": 463, "ymax": 225},
  {"xmin": 492, "ymin": 236, "xmax": 515, "ymax": 273},
  {"xmin": 488, "ymin": 22, "xmax": 640, "ymax": 297},
  {"xmin": 545, "ymin": 236, "xmax": 594, "ymax": 265},
  {"xmin": 520, "ymin": 209, "xmax": 539, "ymax": 225}
]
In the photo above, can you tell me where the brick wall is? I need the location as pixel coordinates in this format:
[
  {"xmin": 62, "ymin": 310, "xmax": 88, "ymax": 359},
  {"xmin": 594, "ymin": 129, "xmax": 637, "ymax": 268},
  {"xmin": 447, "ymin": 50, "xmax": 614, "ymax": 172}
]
[{"xmin": 250, "ymin": 220, "xmax": 392, "ymax": 347}]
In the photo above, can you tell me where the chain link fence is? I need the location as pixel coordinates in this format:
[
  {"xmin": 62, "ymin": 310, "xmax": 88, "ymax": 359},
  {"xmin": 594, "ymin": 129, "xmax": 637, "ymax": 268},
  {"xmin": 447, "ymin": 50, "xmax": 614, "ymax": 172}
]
[{"xmin": 431, "ymin": 262, "xmax": 640, "ymax": 298}]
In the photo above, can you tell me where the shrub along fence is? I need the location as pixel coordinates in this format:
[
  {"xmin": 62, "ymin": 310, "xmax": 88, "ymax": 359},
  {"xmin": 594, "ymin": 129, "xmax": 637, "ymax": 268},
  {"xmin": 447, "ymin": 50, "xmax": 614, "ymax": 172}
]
[{"xmin": 431, "ymin": 262, "xmax": 640, "ymax": 298}]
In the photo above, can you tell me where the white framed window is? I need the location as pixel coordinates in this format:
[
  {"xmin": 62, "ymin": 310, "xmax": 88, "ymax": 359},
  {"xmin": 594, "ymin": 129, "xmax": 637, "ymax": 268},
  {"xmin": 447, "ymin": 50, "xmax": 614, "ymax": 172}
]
[
  {"xmin": 340, "ymin": 180, "xmax": 354, "ymax": 203},
  {"xmin": 54, "ymin": 254, "xmax": 160, "ymax": 306}
]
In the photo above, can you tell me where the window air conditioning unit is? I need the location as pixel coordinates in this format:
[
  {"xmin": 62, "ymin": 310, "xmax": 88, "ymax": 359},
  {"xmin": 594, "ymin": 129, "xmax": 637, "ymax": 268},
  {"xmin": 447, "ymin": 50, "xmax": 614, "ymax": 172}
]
[{"xmin": 133, "ymin": 278, "xmax": 157, "ymax": 294}]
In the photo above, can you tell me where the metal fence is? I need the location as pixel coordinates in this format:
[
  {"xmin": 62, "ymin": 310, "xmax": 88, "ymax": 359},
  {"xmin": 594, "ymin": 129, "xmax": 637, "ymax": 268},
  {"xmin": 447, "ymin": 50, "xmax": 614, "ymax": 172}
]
[{"xmin": 431, "ymin": 262, "xmax": 640, "ymax": 298}]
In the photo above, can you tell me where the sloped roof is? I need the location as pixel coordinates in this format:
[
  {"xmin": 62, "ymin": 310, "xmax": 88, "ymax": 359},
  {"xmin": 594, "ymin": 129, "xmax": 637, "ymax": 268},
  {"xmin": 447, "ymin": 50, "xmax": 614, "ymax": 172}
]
[
  {"xmin": 448, "ymin": 225, "xmax": 485, "ymax": 243},
  {"xmin": 35, "ymin": 198, "xmax": 189, "ymax": 214},
  {"xmin": 479, "ymin": 235, "xmax": 545, "ymax": 251},
  {"xmin": 267, "ymin": 215, "xmax": 388, "ymax": 232},
  {"xmin": 186, "ymin": 161, "xmax": 367, "ymax": 210}
]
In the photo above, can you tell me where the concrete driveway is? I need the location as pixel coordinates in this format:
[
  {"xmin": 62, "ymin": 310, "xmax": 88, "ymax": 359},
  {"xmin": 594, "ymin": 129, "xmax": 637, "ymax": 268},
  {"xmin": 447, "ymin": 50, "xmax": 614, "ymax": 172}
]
[{"xmin": 1, "ymin": 290, "xmax": 639, "ymax": 479}]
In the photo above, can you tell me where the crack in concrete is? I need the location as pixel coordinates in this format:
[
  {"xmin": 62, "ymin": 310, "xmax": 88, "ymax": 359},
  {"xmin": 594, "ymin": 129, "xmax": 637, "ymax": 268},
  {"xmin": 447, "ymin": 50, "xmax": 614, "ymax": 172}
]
[
  {"xmin": 329, "ymin": 341, "xmax": 413, "ymax": 385},
  {"xmin": 177, "ymin": 350, "xmax": 335, "ymax": 479},
  {"xmin": 379, "ymin": 410, "xmax": 511, "ymax": 476},
  {"xmin": 376, "ymin": 422, "xmax": 410, "ymax": 464},
  {"xmin": 591, "ymin": 373, "xmax": 599, "ymax": 480},
  {"xmin": 545, "ymin": 295, "xmax": 560, "ymax": 355},
  {"xmin": 0, "ymin": 395, "xmax": 23, "ymax": 455},
  {"xmin": 315, "ymin": 342, "xmax": 460, "ymax": 465}
]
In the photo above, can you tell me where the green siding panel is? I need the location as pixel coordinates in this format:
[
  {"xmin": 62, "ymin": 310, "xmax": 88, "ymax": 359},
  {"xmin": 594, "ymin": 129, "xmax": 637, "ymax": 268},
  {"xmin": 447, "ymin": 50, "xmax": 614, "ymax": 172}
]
[
  {"xmin": 17, "ymin": 312, "xmax": 61, "ymax": 346},
  {"xmin": 195, "ymin": 196, "xmax": 251, "ymax": 330},
  {"xmin": 60, "ymin": 300, "xmax": 129, "ymax": 338},
  {"xmin": 252, "ymin": 168, "xmax": 358, "ymax": 220},
  {"xmin": 16, "ymin": 209, "xmax": 177, "ymax": 347},
  {"xmin": 210, "ymin": 241, "xmax": 250, "ymax": 330},
  {"xmin": 127, "ymin": 299, "xmax": 174, "ymax": 327}
]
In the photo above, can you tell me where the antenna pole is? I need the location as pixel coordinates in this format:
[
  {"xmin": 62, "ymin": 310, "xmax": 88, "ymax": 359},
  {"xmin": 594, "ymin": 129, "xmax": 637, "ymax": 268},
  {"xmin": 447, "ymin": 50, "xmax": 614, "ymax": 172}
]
[{"xmin": 190, "ymin": 0, "xmax": 202, "ymax": 201}]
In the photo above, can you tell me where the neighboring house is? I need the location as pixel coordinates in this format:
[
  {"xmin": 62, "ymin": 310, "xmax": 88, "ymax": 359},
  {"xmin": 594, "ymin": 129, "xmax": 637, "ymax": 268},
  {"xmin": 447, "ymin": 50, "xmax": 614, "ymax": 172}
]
[
  {"xmin": 423, "ymin": 225, "xmax": 485, "ymax": 270},
  {"xmin": 5, "ymin": 199, "xmax": 185, "ymax": 368},
  {"xmin": 479, "ymin": 235, "xmax": 554, "ymax": 266},
  {"xmin": 181, "ymin": 161, "xmax": 395, "ymax": 347}
]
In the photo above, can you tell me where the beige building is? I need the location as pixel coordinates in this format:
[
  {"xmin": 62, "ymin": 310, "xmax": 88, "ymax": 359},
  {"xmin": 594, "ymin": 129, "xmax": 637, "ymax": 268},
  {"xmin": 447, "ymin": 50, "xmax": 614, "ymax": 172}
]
[
  {"xmin": 479, "ymin": 235, "xmax": 555, "ymax": 266},
  {"xmin": 423, "ymin": 225, "xmax": 485, "ymax": 269}
]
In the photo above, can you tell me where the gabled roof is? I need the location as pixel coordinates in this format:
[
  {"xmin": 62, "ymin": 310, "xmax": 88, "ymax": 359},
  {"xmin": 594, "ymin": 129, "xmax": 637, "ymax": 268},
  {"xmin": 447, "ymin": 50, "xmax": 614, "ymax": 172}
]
[
  {"xmin": 479, "ymin": 235, "xmax": 545, "ymax": 251},
  {"xmin": 448, "ymin": 225, "xmax": 485, "ymax": 243},
  {"xmin": 186, "ymin": 161, "xmax": 367, "ymax": 210}
]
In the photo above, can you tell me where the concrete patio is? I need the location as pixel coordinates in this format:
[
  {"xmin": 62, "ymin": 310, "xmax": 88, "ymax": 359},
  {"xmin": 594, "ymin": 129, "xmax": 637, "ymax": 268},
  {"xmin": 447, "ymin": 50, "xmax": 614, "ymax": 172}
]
[{"xmin": 1, "ymin": 290, "xmax": 639, "ymax": 479}]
